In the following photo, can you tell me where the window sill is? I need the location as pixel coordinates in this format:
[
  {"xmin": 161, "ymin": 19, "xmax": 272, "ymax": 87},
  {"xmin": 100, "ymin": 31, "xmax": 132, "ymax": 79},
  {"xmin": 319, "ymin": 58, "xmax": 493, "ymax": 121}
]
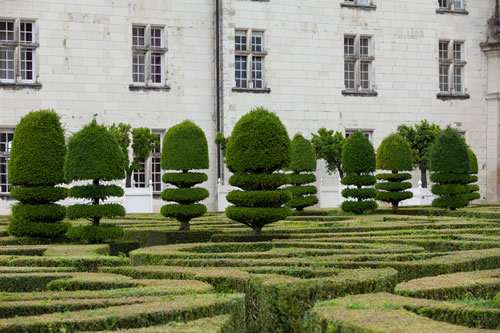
[
  {"xmin": 342, "ymin": 90, "xmax": 378, "ymax": 97},
  {"xmin": 436, "ymin": 8, "xmax": 469, "ymax": 15},
  {"xmin": 129, "ymin": 84, "xmax": 170, "ymax": 91},
  {"xmin": 0, "ymin": 82, "xmax": 42, "ymax": 90},
  {"xmin": 437, "ymin": 92, "xmax": 470, "ymax": 100},
  {"xmin": 340, "ymin": 2, "xmax": 377, "ymax": 10},
  {"xmin": 232, "ymin": 87, "xmax": 271, "ymax": 94}
]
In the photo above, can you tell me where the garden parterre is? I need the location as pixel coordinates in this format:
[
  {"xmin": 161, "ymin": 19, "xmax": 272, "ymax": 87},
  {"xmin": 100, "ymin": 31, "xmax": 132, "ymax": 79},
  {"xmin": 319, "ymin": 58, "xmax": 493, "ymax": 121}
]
[{"xmin": 1, "ymin": 209, "xmax": 500, "ymax": 332}]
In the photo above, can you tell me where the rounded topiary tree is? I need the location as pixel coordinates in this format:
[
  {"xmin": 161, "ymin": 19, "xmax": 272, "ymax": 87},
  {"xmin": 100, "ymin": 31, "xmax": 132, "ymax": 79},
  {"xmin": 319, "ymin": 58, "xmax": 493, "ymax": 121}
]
[
  {"xmin": 287, "ymin": 134, "xmax": 318, "ymax": 211},
  {"xmin": 225, "ymin": 107, "xmax": 291, "ymax": 234},
  {"xmin": 465, "ymin": 148, "xmax": 480, "ymax": 203},
  {"xmin": 65, "ymin": 120, "xmax": 126, "ymax": 243},
  {"xmin": 341, "ymin": 131, "xmax": 377, "ymax": 214},
  {"xmin": 375, "ymin": 133, "xmax": 413, "ymax": 209},
  {"xmin": 430, "ymin": 127, "xmax": 470, "ymax": 210},
  {"xmin": 160, "ymin": 120, "xmax": 209, "ymax": 231},
  {"xmin": 8, "ymin": 110, "xmax": 68, "ymax": 238}
]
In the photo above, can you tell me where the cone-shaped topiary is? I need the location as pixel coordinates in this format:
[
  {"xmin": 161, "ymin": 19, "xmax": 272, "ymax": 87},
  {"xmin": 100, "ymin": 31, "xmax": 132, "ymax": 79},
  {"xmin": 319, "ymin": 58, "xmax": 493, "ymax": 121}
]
[
  {"xmin": 464, "ymin": 148, "xmax": 480, "ymax": 203},
  {"xmin": 286, "ymin": 134, "xmax": 318, "ymax": 211},
  {"xmin": 8, "ymin": 110, "xmax": 68, "ymax": 238},
  {"xmin": 225, "ymin": 107, "xmax": 291, "ymax": 233},
  {"xmin": 430, "ymin": 127, "xmax": 470, "ymax": 210},
  {"xmin": 65, "ymin": 120, "xmax": 126, "ymax": 243},
  {"xmin": 160, "ymin": 120, "xmax": 209, "ymax": 231},
  {"xmin": 375, "ymin": 133, "xmax": 413, "ymax": 209},
  {"xmin": 341, "ymin": 131, "xmax": 377, "ymax": 214}
]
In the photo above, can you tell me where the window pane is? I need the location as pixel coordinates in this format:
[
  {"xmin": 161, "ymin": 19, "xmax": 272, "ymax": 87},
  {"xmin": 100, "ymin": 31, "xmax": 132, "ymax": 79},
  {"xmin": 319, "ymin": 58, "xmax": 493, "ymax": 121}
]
[
  {"xmin": 132, "ymin": 26, "xmax": 145, "ymax": 47},
  {"xmin": 453, "ymin": 42, "xmax": 463, "ymax": 61},
  {"xmin": 0, "ymin": 21, "xmax": 14, "ymax": 42},
  {"xmin": 133, "ymin": 161, "xmax": 146, "ymax": 188},
  {"xmin": 151, "ymin": 132, "xmax": 162, "ymax": 194},
  {"xmin": 20, "ymin": 48, "xmax": 34, "ymax": 81},
  {"xmin": 344, "ymin": 36, "xmax": 355, "ymax": 56},
  {"xmin": 252, "ymin": 31, "xmax": 264, "ymax": 52},
  {"xmin": 0, "ymin": 48, "xmax": 15, "ymax": 80},
  {"xmin": 360, "ymin": 62, "xmax": 370, "ymax": 89},
  {"xmin": 20, "ymin": 22, "xmax": 33, "ymax": 43},
  {"xmin": 132, "ymin": 53, "xmax": 145, "ymax": 83},
  {"xmin": 453, "ymin": 0, "xmax": 463, "ymax": 9},
  {"xmin": 439, "ymin": 65, "xmax": 449, "ymax": 92},
  {"xmin": 438, "ymin": 0, "xmax": 448, "ymax": 8},
  {"xmin": 151, "ymin": 27, "xmax": 163, "ymax": 48},
  {"xmin": 151, "ymin": 53, "xmax": 163, "ymax": 84},
  {"xmin": 235, "ymin": 30, "xmax": 247, "ymax": 52},
  {"xmin": 0, "ymin": 131, "xmax": 13, "ymax": 193},
  {"xmin": 235, "ymin": 55, "xmax": 247, "ymax": 88},
  {"xmin": 344, "ymin": 62, "xmax": 355, "ymax": 89},
  {"xmin": 360, "ymin": 37, "xmax": 370, "ymax": 57},
  {"xmin": 252, "ymin": 56, "xmax": 263, "ymax": 89},
  {"xmin": 439, "ymin": 41, "xmax": 449, "ymax": 60},
  {"xmin": 454, "ymin": 66, "xmax": 463, "ymax": 93}
]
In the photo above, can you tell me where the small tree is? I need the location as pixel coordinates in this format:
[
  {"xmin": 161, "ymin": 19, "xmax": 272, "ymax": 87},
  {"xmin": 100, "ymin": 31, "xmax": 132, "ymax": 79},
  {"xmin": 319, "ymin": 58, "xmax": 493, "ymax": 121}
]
[
  {"xmin": 160, "ymin": 121, "xmax": 209, "ymax": 231},
  {"xmin": 311, "ymin": 128, "xmax": 345, "ymax": 178},
  {"xmin": 465, "ymin": 148, "xmax": 480, "ymax": 203},
  {"xmin": 8, "ymin": 110, "xmax": 68, "ymax": 238},
  {"xmin": 398, "ymin": 120, "xmax": 441, "ymax": 188},
  {"xmin": 375, "ymin": 133, "xmax": 413, "ymax": 209},
  {"xmin": 430, "ymin": 127, "xmax": 470, "ymax": 210},
  {"xmin": 341, "ymin": 131, "xmax": 377, "ymax": 214},
  {"xmin": 65, "ymin": 120, "xmax": 126, "ymax": 242},
  {"xmin": 225, "ymin": 107, "xmax": 291, "ymax": 233},
  {"xmin": 287, "ymin": 134, "xmax": 318, "ymax": 211}
]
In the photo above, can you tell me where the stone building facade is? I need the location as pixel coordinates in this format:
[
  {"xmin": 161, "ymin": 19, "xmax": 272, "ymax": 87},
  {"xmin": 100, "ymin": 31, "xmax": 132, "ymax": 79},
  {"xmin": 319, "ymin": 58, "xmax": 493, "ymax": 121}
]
[{"xmin": 0, "ymin": 0, "xmax": 499, "ymax": 211}]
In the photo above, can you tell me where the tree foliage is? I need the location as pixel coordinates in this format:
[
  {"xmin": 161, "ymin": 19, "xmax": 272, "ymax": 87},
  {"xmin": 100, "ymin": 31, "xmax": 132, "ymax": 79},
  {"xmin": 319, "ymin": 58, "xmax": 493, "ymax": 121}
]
[{"xmin": 311, "ymin": 128, "xmax": 345, "ymax": 178}]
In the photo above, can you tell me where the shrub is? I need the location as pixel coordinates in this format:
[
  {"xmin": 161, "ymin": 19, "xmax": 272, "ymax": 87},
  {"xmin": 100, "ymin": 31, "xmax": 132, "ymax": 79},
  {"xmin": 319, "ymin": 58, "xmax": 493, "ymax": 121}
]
[
  {"xmin": 65, "ymin": 120, "xmax": 126, "ymax": 242},
  {"xmin": 8, "ymin": 110, "xmax": 68, "ymax": 238},
  {"xmin": 465, "ymin": 148, "xmax": 480, "ymax": 203},
  {"xmin": 375, "ymin": 133, "xmax": 413, "ymax": 209},
  {"xmin": 160, "ymin": 121, "xmax": 209, "ymax": 231},
  {"xmin": 65, "ymin": 225, "xmax": 125, "ymax": 244},
  {"xmin": 341, "ymin": 131, "xmax": 377, "ymax": 214},
  {"xmin": 286, "ymin": 134, "xmax": 318, "ymax": 211},
  {"xmin": 430, "ymin": 127, "xmax": 470, "ymax": 210},
  {"xmin": 225, "ymin": 107, "xmax": 291, "ymax": 233}
]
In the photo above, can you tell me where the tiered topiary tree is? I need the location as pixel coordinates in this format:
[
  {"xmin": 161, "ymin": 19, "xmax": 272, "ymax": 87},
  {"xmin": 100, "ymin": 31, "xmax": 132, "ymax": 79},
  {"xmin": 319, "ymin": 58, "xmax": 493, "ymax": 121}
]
[
  {"xmin": 8, "ymin": 110, "xmax": 68, "ymax": 238},
  {"xmin": 430, "ymin": 127, "xmax": 470, "ymax": 210},
  {"xmin": 341, "ymin": 131, "xmax": 377, "ymax": 214},
  {"xmin": 464, "ymin": 148, "xmax": 480, "ymax": 203},
  {"xmin": 287, "ymin": 134, "xmax": 318, "ymax": 211},
  {"xmin": 225, "ymin": 107, "xmax": 291, "ymax": 234},
  {"xmin": 65, "ymin": 120, "xmax": 126, "ymax": 243},
  {"xmin": 160, "ymin": 121, "xmax": 209, "ymax": 231},
  {"xmin": 375, "ymin": 133, "xmax": 413, "ymax": 209}
]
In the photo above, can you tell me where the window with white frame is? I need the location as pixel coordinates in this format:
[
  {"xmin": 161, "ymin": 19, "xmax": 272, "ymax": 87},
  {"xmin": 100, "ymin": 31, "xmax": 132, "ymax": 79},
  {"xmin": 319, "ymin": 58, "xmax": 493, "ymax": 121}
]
[
  {"xmin": 343, "ymin": 0, "xmax": 374, "ymax": 7},
  {"xmin": 343, "ymin": 35, "xmax": 375, "ymax": 94},
  {"xmin": 131, "ymin": 130, "xmax": 163, "ymax": 194},
  {"xmin": 234, "ymin": 29, "xmax": 267, "ymax": 90},
  {"xmin": 0, "ymin": 18, "xmax": 37, "ymax": 85},
  {"xmin": 345, "ymin": 129, "xmax": 373, "ymax": 142},
  {"xmin": 438, "ymin": 0, "xmax": 465, "ymax": 11},
  {"xmin": 438, "ymin": 40, "xmax": 467, "ymax": 96},
  {"xmin": 0, "ymin": 129, "xmax": 13, "ymax": 194},
  {"xmin": 131, "ymin": 24, "xmax": 167, "ymax": 87}
]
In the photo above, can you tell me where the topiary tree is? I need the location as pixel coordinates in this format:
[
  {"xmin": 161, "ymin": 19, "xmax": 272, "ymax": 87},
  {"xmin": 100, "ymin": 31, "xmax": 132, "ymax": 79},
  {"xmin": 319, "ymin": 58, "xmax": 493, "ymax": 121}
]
[
  {"xmin": 286, "ymin": 134, "xmax": 318, "ymax": 211},
  {"xmin": 341, "ymin": 131, "xmax": 377, "ymax": 214},
  {"xmin": 160, "ymin": 120, "xmax": 209, "ymax": 231},
  {"xmin": 65, "ymin": 120, "xmax": 126, "ymax": 243},
  {"xmin": 8, "ymin": 110, "xmax": 68, "ymax": 238},
  {"xmin": 225, "ymin": 107, "xmax": 291, "ymax": 234},
  {"xmin": 430, "ymin": 127, "xmax": 470, "ymax": 210},
  {"xmin": 375, "ymin": 133, "xmax": 413, "ymax": 209},
  {"xmin": 464, "ymin": 148, "xmax": 480, "ymax": 203}
]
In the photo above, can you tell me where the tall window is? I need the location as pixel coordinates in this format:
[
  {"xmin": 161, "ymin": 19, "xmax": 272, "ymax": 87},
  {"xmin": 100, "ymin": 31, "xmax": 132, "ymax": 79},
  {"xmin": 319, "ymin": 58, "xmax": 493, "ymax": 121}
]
[
  {"xmin": 234, "ymin": 29, "xmax": 267, "ymax": 90},
  {"xmin": 0, "ymin": 19, "xmax": 37, "ymax": 85},
  {"xmin": 131, "ymin": 130, "xmax": 163, "ymax": 195},
  {"xmin": 343, "ymin": 35, "xmax": 375, "ymax": 94},
  {"xmin": 131, "ymin": 25, "xmax": 167, "ymax": 87},
  {"xmin": 0, "ymin": 130, "xmax": 13, "ymax": 194},
  {"xmin": 438, "ymin": 40, "xmax": 466, "ymax": 95}
]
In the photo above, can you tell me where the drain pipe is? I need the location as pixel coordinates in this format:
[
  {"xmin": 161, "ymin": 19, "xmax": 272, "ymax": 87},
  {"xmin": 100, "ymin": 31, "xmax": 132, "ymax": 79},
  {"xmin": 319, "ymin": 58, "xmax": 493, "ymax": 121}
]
[{"xmin": 215, "ymin": 0, "xmax": 224, "ymax": 184}]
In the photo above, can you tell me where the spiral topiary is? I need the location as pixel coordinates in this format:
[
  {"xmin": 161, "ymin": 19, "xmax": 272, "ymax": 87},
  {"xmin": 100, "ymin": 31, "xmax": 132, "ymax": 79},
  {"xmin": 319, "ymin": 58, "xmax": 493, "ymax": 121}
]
[
  {"xmin": 8, "ymin": 110, "xmax": 68, "ymax": 238},
  {"xmin": 375, "ymin": 133, "xmax": 413, "ymax": 209},
  {"xmin": 430, "ymin": 127, "xmax": 470, "ymax": 210},
  {"xmin": 341, "ymin": 131, "xmax": 377, "ymax": 214},
  {"xmin": 225, "ymin": 107, "xmax": 291, "ymax": 233},
  {"xmin": 286, "ymin": 134, "xmax": 318, "ymax": 211},
  {"xmin": 160, "ymin": 120, "xmax": 209, "ymax": 231},
  {"xmin": 65, "ymin": 120, "xmax": 126, "ymax": 243},
  {"xmin": 464, "ymin": 148, "xmax": 480, "ymax": 203}
]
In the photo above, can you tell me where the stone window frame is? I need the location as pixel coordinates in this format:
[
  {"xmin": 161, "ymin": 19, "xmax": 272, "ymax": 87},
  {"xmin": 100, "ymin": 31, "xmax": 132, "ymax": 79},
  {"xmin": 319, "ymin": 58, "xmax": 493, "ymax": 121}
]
[
  {"xmin": 345, "ymin": 129, "xmax": 374, "ymax": 142},
  {"xmin": 232, "ymin": 28, "xmax": 271, "ymax": 93},
  {"xmin": 129, "ymin": 24, "xmax": 170, "ymax": 91},
  {"xmin": 131, "ymin": 129, "xmax": 164, "ymax": 196},
  {"xmin": 0, "ymin": 128, "xmax": 14, "ymax": 196},
  {"xmin": 341, "ymin": 0, "xmax": 377, "ymax": 10},
  {"xmin": 437, "ymin": 39, "xmax": 470, "ymax": 100},
  {"xmin": 436, "ymin": 0, "xmax": 468, "ymax": 15},
  {"xmin": 342, "ymin": 34, "xmax": 377, "ymax": 97},
  {"xmin": 0, "ymin": 17, "xmax": 41, "ymax": 89}
]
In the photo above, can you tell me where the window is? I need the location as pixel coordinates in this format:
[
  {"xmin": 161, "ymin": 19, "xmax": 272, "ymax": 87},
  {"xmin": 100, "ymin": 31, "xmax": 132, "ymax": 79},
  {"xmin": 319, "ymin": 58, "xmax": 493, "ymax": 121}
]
[
  {"xmin": 0, "ymin": 18, "xmax": 38, "ymax": 85},
  {"xmin": 345, "ymin": 129, "xmax": 373, "ymax": 142},
  {"xmin": 234, "ymin": 29, "xmax": 268, "ymax": 91},
  {"xmin": 438, "ymin": 40, "xmax": 467, "ymax": 97},
  {"xmin": 131, "ymin": 130, "xmax": 163, "ymax": 194},
  {"xmin": 131, "ymin": 24, "xmax": 167, "ymax": 88},
  {"xmin": 133, "ymin": 161, "xmax": 146, "ymax": 188},
  {"xmin": 0, "ymin": 129, "xmax": 13, "ymax": 194},
  {"xmin": 342, "ymin": 0, "xmax": 375, "ymax": 8},
  {"xmin": 343, "ymin": 34, "xmax": 376, "ymax": 95},
  {"xmin": 437, "ymin": 0, "xmax": 466, "ymax": 12}
]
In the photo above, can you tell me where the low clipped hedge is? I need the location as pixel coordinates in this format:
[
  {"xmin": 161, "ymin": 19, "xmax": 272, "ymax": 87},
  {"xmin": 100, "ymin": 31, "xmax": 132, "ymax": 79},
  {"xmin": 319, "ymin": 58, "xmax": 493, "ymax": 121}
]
[{"xmin": 66, "ymin": 225, "xmax": 125, "ymax": 244}]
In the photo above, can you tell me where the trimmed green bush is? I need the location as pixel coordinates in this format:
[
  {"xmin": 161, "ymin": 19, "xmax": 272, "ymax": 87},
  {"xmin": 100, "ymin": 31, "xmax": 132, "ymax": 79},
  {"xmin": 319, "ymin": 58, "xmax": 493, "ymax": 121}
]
[
  {"xmin": 65, "ymin": 120, "xmax": 125, "ymax": 242},
  {"xmin": 465, "ymin": 148, "xmax": 480, "ymax": 203},
  {"xmin": 8, "ymin": 110, "xmax": 68, "ymax": 238},
  {"xmin": 161, "ymin": 121, "xmax": 209, "ymax": 231},
  {"xmin": 341, "ymin": 131, "xmax": 377, "ymax": 214},
  {"xmin": 225, "ymin": 108, "xmax": 291, "ymax": 233},
  {"xmin": 66, "ymin": 225, "xmax": 125, "ymax": 244},
  {"xmin": 430, "ymin": 128, "xmax": 470, "ymax": 210},
  {"xmin": 286, "ymin": 134, "xmax": 318, "ymax": 211},
  {"xmin": 375, "ymin": 133, "xmax": 413, "ymax": 209}
]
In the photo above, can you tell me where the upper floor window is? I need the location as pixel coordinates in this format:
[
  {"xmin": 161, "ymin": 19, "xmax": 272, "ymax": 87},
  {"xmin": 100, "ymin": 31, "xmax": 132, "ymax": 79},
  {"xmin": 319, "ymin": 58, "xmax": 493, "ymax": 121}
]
[
  {"xmin": 438, "ymin": 40, "xmax": 469, "ymax": 99},
  {"xmin": 0, "ymin": 18, "xmax": 39, "ymax": 87},
  {"xmin": 343, "ymin": 34, "xmax": 377, "ymax": 96},
  {"xmin": 233, "ymin": 29, "xmax": 269, "ymax": 92},
  {"xmin": 341, "ymin": 0, "xmax": 376, "ymax": 10},
  {"xmin": 437, "ymin": 0, "xmax": 467, "ymax": 14},
  {"xmin": 130, "ymin": 24, "xmax": 168, "ymax": 90}
]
